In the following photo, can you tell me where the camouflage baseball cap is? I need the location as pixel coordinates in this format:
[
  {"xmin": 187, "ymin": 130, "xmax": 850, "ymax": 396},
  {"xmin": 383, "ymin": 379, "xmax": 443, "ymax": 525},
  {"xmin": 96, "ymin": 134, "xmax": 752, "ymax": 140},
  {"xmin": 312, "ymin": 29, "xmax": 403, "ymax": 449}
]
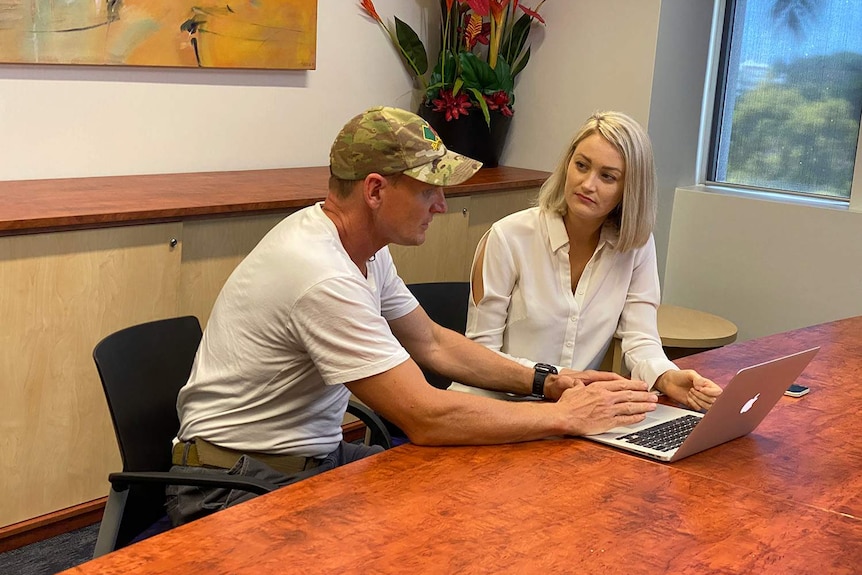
[{"xmin": 330, "ymin": 106, "xmax": 482, "ymax": 186}]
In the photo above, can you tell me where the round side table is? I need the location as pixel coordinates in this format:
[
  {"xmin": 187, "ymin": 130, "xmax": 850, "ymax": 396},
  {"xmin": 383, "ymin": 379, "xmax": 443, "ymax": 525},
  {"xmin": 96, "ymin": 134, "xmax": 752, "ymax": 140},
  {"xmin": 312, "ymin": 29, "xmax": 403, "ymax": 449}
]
[
  {"xmin": 657, "ymin": 304, "xmax": 738, "ymax": 360},
  {"xmin": 606, "ymin": 304, "xmax": 738, "ymax": 375}
]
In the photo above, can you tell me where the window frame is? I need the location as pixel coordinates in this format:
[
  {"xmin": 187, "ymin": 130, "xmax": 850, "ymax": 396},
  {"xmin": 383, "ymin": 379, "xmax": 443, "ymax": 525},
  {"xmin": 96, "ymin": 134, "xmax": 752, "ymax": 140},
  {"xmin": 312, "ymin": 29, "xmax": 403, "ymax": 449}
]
[{"xmin": 696, "ymin": 0, "xmax": 862, "ymax": 212}]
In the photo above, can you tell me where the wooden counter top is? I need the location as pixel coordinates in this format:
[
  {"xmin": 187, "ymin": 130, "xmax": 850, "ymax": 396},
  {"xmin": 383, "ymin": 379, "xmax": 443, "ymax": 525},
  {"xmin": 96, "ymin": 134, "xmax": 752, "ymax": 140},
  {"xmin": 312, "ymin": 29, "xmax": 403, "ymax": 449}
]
[{"xmin": 0, "ymin": 165, "xmax": 550, "ymax": 236}]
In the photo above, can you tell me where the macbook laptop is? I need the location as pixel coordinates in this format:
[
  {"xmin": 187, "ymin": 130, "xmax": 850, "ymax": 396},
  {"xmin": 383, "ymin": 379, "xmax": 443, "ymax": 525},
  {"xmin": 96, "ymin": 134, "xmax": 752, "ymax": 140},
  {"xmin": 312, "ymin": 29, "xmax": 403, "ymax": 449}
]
[{"xmin": 585, "ymin": 346, "xmax": 820, "ymax": 462}]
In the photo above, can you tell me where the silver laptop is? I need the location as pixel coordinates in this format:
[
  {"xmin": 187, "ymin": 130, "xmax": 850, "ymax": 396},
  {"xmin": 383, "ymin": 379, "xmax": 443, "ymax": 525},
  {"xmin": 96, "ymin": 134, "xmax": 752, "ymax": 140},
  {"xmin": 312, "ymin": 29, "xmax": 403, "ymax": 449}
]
[{"xmin": 585, "ymin": 347, "xmax": 819, "ymax": 462}]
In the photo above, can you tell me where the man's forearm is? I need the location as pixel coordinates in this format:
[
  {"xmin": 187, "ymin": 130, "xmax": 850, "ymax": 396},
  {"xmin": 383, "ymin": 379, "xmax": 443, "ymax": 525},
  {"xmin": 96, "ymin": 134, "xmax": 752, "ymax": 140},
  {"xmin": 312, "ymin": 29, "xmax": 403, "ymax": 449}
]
[
  {"xmin": 346, "ymin": 359, "xmax": 657, "ymax": 447},
  {"xmin": 423, "ymin": 325, "xmax": 534, "ymax": 395},
  {"xmin": 403, "ymin": 392, "xmax": 569, "ymax": 445}
]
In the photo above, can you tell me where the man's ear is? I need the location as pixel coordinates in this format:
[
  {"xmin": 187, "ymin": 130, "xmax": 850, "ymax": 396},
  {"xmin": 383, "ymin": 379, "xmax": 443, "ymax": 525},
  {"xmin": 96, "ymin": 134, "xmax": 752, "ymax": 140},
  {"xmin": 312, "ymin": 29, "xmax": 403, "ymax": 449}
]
[{"xmin": 363, "ymin": 173, "xmax": 387, "ymax": 209}]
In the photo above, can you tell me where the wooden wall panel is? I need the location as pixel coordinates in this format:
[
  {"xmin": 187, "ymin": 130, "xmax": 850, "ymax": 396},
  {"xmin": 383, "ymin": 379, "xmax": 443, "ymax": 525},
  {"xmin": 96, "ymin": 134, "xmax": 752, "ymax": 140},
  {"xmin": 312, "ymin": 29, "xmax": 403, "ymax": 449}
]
[
  {"xmin": 0, "ymin": 224, "xmax": 182, "ymax": 527},
  {"xmin": 389, "ymin": 196, "xmax": 471, "ymax": 284}
]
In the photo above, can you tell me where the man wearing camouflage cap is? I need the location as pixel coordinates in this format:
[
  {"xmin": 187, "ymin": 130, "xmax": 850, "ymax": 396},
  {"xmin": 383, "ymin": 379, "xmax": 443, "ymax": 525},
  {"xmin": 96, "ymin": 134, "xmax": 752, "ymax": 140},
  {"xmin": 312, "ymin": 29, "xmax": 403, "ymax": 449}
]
[{"xmin": 169, "ymin": 106, "xmax": 656, "ymax": 526}]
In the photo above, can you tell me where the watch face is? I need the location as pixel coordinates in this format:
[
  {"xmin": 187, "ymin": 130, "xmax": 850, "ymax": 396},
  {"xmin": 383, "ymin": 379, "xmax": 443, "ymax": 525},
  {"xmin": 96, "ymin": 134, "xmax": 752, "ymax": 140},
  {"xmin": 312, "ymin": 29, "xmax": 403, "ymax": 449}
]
[{"xmin": 535, "ymin": 363, "xmax": 557, "ymax": 374}]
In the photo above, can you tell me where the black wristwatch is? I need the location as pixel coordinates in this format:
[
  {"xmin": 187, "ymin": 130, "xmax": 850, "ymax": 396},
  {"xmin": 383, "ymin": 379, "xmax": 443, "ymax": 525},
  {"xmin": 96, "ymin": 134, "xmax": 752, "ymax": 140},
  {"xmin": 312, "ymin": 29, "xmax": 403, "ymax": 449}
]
[{"xmin": 531, "ymin": 363, "xmax": 558, "ymax": 399}]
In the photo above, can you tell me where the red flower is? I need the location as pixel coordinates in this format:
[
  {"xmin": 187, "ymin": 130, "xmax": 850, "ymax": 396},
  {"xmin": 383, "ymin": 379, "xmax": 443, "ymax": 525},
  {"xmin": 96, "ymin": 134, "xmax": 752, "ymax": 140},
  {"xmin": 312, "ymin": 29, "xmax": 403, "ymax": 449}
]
[
  {"xmin": 489, "ymin": 0, "xmax": 509, "ymax": 26},
  {"xmin": 484, "ymin": 91, "xmax": 513, "ymax": 117},
  {"xmin": 432, "ymin": 90, "xmax": 473, "ymax": 121},
  {"xmin": 463, "ymin": 13, "xmax": 489, "ymax": 50},
  {"xmin": 359, "ymin": 0, "xmax": 382, "ymax": 23},
  {"xmin": 462, "ymin": 0, "xmax": 489, "ymax": 17},
  {"xmin": 466, "ymin": 14, "xmax": 491, "ymax": 50},
  {"xmin": 519, "ymin": 1, "xmax": 546, "ymax": 24}
]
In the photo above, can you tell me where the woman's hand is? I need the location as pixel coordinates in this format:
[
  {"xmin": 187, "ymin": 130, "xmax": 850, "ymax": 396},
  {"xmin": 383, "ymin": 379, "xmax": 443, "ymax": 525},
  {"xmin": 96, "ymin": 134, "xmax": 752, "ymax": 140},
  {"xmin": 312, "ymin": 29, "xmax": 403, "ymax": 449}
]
[{"xmin": 655, "ymin": 369, "xmax": 722, "ymax": 411}]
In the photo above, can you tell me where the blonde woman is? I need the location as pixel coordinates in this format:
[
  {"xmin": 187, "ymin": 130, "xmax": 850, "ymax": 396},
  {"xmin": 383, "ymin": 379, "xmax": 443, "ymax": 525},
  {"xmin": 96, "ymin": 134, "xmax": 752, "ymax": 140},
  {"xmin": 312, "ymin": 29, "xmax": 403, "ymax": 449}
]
[{"xmin": 451, "ymin": 111, "xmax": 721, "ymax": 410}]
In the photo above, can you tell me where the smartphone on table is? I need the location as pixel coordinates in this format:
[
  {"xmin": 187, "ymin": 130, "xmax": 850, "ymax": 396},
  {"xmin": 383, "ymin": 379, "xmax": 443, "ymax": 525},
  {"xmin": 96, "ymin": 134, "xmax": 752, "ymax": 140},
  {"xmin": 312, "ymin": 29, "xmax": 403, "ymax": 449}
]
[{"xmin": 785, "ymin": 384, "xmax": 810, "ymax": 397}]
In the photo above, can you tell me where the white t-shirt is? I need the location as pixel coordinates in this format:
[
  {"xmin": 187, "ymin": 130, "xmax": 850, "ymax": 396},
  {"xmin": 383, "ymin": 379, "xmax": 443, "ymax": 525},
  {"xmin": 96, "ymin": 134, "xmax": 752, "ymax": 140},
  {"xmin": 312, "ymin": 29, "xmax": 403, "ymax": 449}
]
[
  {"xmin": 177, "ymin": 203, "xmax": 418, "ymax": 458},
  {"xmin": 451, "ymin": 207, "xmax": 676, "ymax": 399}
]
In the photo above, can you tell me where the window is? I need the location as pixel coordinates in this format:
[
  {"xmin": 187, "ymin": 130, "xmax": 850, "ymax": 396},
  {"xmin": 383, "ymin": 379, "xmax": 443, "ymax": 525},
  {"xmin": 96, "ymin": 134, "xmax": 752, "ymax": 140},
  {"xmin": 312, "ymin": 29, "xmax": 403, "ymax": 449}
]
[{"xmin": 707, "ymin": 0, "xmax": 862, "ymax": 201}]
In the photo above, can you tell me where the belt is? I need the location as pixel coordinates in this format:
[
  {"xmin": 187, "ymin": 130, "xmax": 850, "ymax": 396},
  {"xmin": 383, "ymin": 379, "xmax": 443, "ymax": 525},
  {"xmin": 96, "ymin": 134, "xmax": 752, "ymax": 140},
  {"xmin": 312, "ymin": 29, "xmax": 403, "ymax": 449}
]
[{"xmin": 172, "ymin": 438, "xmax": 321, "ymax": 476}]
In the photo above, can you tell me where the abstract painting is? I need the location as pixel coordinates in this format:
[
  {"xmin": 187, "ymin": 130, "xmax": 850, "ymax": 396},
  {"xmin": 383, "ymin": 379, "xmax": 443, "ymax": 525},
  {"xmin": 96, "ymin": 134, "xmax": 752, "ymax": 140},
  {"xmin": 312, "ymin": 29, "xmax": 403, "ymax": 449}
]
[{"xmin": 0, "ymin": 0, "xmax": 317, "ymax": 69}]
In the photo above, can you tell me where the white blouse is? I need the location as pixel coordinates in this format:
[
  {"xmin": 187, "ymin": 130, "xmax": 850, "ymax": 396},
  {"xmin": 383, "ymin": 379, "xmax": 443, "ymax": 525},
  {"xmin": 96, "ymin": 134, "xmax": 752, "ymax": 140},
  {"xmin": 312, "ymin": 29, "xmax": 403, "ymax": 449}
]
[{"xmin": 450, "ymin": 207, "xmax": 676, "ymax": 399}]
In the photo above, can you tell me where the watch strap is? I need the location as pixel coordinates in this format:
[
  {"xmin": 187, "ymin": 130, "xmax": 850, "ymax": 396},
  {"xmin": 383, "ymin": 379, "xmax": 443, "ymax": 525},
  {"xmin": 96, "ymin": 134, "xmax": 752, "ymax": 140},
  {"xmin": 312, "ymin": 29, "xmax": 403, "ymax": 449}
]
[{"xmin": 531, "ymin": 363, "xmax": 558, "ymax": 399}]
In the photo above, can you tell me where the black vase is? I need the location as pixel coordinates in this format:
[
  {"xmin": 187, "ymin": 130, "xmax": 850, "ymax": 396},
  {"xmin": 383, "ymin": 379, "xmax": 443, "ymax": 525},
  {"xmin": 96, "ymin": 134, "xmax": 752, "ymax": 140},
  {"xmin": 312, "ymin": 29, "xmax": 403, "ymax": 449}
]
[{"xmin": 418, "ymin": 105, "xmax": 512, "ymax": 168}]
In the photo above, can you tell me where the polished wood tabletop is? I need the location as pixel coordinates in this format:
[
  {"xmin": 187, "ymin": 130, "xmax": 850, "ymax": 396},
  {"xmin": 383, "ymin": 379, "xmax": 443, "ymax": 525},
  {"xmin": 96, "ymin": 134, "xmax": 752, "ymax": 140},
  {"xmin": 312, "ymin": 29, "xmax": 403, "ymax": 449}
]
[{"xmin": 62, "ymin": 316, "xmax": 862, "ymax": 575}]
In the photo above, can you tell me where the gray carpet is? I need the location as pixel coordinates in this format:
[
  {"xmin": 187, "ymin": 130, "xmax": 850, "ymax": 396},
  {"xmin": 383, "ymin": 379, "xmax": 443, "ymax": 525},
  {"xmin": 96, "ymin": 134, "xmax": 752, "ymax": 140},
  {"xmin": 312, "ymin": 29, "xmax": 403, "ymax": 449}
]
[{"xmin": 0, "ymin": 523, "xmax": 99, "ymax": 575}]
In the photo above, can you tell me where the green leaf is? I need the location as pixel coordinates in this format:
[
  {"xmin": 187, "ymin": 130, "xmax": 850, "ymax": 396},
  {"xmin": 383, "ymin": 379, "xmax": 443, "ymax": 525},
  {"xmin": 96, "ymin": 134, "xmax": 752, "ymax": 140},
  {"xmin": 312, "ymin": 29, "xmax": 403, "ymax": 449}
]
[
  {"xmin": 460, "ymin": 51, "xmax": 501, "ymax": 93},
  {"xmin": 394, "ymin": 16, "xmax": 428, "ymax": 76},
  {"xmin": 493, "ymin": 58, "xmax": 514, "ymax": 94},
  {"xmin": 511, "ymin": 46, "xmax": 531, "ymax": 79},
  {"xmin": 453, "ymin": 77, "xmax": 464, "ymax": 96},
  {"xmin": 467, "ymin": 87, "xmax": 492, "ymax": 126},
  {"xmin": 504, "ymin": 13, "xmax": 533, "ymax": 65},
  {"xmin": 427, "ymin": 50, "xmax": 458, "ymax": 101}
]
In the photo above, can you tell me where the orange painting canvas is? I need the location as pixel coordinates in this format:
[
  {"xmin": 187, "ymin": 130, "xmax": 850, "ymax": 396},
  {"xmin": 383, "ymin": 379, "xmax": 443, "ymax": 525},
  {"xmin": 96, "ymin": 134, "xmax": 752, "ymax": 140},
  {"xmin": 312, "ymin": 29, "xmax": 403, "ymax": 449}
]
[{"xmin": 0, "ymin": 0, "xmax": 317, "ymax": 69}]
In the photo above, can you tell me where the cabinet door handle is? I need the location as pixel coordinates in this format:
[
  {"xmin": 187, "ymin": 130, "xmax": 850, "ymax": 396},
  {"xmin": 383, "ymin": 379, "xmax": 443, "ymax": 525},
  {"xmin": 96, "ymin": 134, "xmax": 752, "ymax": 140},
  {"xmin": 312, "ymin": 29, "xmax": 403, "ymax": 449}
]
[
  {"xmin": 461, "ymin": 207, "xmax": 468, "ymax": 216},
  {"xmin": 169, "ymin": 238, "xmax": 178, "ymax": 248}
]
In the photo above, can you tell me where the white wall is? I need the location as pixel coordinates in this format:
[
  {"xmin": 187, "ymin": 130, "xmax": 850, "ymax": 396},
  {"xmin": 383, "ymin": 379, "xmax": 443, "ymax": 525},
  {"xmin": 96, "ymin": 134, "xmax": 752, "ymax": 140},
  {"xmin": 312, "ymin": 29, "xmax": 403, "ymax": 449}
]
[
  {"xmin": 665, "ymin": 189, "xmax": 862, "ymax": 341},
  {"xmin": 647, "ymin": 0, "xmax": 715, "ymax": 283},
  {"xmin": 0, "ymin": 0, "xmax": 662, "ymax": 181},
  {"xmin": 506, "ymin": 1, "xmax": 661, "ymax": 172},
  {"xmin": 0, "ymin": 0, "xmax": 435, "ymax": 180}
]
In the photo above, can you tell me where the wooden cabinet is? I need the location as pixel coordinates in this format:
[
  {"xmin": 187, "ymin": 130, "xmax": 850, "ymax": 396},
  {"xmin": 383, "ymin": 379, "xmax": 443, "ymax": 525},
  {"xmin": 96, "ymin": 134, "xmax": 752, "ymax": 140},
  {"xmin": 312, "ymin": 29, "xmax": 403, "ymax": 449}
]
[
  {"xmin": 388, "ymin": 196, "xmax": 472, "ymax": 283},
  {"xmin": 0, "ymin": 224, "xmax": 182, "ymax": 527},
  {"xmin": 0, "ymin": 216, "xmax": 297, "ymax": 528}
]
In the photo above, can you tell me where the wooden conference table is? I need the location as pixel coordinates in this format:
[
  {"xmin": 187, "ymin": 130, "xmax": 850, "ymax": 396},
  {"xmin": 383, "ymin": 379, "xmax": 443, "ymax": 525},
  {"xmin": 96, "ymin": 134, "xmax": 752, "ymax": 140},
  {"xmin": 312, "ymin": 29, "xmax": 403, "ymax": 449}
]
[{"xmin": 64, "ymin": 317, "xmax": 862, "ymax": 575}]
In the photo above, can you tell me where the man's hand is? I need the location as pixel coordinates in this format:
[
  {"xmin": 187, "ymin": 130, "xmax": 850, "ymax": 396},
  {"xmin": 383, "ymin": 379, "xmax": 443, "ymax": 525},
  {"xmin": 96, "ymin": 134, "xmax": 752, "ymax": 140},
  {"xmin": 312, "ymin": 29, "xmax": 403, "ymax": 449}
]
[
  {"xmin": 655, "ymin": 369, "xmax": 722, "ymax": 411},
  {"xmin": 544, "ymin": 369, "xmax": 628, "ymax": 401},
  {"xmin": 554, "ymin": 379, "xmax": 658, "ymax": 436}
]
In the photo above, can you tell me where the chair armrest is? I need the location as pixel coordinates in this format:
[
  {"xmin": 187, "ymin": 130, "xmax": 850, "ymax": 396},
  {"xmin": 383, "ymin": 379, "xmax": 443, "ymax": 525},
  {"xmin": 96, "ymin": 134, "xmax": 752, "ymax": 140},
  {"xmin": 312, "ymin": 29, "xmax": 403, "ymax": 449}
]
[
  {"xmin": 107, "ymin": 470, "xmax": 278, "ymax": 495},
  {"xmin": 347, "ymin": 400, "xmax": 392, "ymax": 449}
]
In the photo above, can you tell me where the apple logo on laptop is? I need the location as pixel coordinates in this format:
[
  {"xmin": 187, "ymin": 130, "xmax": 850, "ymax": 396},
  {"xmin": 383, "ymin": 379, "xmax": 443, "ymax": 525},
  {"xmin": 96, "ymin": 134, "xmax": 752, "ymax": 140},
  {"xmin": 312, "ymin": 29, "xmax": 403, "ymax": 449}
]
[{"xmin": 740, "ymin": 393, "xmax": 760, "ymax": 414}]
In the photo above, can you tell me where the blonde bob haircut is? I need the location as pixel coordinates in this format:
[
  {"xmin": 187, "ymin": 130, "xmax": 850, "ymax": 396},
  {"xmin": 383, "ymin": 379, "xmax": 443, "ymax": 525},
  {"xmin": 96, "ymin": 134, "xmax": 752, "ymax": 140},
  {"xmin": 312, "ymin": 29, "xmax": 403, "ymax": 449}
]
[{"xmin": 537, "ymin": 111, "xmax": 657, "ymax": 252}]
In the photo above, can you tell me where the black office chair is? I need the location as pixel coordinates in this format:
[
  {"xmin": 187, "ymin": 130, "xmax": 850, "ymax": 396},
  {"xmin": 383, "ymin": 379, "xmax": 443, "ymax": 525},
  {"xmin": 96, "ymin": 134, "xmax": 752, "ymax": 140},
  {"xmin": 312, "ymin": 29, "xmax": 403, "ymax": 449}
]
[
  {"xmin": 92, "ymin": 315, "xmax": 391, "ymax": 557},
  {"xmin": 406, "ymin": 282, "xmax": 471, "ymax": 390}
]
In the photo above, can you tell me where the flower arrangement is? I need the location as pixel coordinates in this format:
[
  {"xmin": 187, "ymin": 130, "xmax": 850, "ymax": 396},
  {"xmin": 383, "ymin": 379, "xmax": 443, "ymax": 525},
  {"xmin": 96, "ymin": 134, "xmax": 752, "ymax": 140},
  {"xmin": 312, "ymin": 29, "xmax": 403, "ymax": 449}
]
[{"xmin": 360, "ymin": 0, "xmax": 546, "ymax": 125}]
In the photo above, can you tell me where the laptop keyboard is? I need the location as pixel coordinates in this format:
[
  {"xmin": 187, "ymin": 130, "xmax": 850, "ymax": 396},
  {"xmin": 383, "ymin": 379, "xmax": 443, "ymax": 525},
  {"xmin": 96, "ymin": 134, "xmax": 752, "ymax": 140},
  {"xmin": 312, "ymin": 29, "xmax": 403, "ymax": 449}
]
[{"xmin": 618, "ymin": 414, "xmax": 701, "ymax": 452}]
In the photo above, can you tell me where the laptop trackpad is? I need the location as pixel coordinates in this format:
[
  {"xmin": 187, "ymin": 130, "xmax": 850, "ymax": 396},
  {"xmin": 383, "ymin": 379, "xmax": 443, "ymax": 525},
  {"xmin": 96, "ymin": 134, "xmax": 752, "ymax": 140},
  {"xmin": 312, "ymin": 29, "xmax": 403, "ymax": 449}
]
[{"xmin": 601, "ymin": 414, "xmax": 665, "ymax": 436}]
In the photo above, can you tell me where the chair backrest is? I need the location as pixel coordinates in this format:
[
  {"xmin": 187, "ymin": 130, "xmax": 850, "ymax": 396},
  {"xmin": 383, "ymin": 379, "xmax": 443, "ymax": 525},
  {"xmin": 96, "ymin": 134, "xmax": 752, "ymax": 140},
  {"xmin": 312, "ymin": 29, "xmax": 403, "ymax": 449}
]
[
  {"xmin": 406, "ymin": 282, "xmax": 470, "ymax": 389},
  {"xmin": 92, "ymin": 316, "xmax": 202, "ymax": 546},
  {"xmin": 407, "ymin": 282, "xmax": 470, "ymax": 334},
  {"xmin": 93, "ymin": 316, "xmax": 202, "ymax": 473}
]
